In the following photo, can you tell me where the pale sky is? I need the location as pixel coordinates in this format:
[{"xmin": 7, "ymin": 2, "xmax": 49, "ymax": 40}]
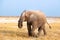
[{"xmin": 0, "ymin": 0, "xmax": 60, "ymax": 17}]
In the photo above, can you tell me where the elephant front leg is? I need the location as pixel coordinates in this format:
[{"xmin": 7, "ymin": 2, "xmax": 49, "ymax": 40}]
[
  {"xmin": 31, "ymin": 25, "xmax": 38, "ymax": 37},
  {"xmin": 27, "ymin": 22, "xmax": 32, "ymax": 36}
]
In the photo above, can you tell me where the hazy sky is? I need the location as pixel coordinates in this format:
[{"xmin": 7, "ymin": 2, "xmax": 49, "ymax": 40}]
[{"xmin": 0, "ymin": 0, "xmax": 60, "ymax": 17}]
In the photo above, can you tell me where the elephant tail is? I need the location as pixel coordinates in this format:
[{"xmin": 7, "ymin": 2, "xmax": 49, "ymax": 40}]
[{"xmin": 47, "ymin": 22, "xmax": 51, "ymax": 29}]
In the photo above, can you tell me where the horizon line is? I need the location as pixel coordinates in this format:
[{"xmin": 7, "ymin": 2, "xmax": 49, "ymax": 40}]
[{"xmin": 0, "ymin": 16, "xmax": 60, "ymax": 18}]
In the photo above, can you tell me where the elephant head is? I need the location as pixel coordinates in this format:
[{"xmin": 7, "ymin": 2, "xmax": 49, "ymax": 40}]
[{"xmin": 18, "ymin": 10, "xmax": 26, "ymax": 28}]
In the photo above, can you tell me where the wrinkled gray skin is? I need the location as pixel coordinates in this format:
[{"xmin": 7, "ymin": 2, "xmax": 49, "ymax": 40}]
[{"xmin": 18, "ymin": 10, "xmax": 51, "ymax": 37}]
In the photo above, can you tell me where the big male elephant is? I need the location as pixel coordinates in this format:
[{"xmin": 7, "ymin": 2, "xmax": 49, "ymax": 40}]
[{"xmin": 18, "ymin": 10, "xmax": 51, "ymax": 37}]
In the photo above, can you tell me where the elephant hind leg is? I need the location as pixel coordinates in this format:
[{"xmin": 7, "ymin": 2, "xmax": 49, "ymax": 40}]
[
  {"xmin": 38, "ymin": 26, "xmax": 42, "ymax": 36},
  {"xmin": 41, "ymin": 24, "xmax": 46, "ymax": 35},
  {"xmin": 42, "ymin": 25, "xmax": 46, "ymax": 35},
  {"xmin": 38, "ymin": 24, "xmax": 46, "ymax": 36}
]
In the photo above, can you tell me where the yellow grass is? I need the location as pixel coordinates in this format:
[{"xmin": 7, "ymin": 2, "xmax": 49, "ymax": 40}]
[{"xmin": 0, "ymin": 17, "xmax": 60, "ymax": 40}]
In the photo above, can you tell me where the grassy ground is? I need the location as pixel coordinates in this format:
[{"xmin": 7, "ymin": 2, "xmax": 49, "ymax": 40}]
[{"xmin": 0, "ymin": 17, "xmax": 60, "ymax": 40}]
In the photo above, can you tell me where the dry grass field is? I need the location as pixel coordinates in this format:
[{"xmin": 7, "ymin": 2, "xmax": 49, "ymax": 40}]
[{"xmin": 0, "ymin": 16, "xmax": 60, "ymax": 40}]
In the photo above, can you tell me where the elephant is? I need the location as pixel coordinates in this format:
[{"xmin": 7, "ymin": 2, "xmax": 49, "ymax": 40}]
[{"xmin": 18, "ymin": 10, "xmax": 51, "ymax": 37}]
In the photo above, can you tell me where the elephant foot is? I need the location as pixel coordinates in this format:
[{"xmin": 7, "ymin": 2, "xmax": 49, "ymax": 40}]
[
  {"xmin": 43, "ymin": 31, "xmax": 47, "ymax": 35},
  {"xmin": 31, "ymin": 34, "xmax": 39, "ymax": 38},
  {"xmin": 37, "ymin": 33, "xmax": 40, "ymax": 36},
  {"xmin": 31, "ymin": 35, "xmax": 38, "ymax": 37},
  {"xmin": 28, "ymin": 33, "xmax": 32, "ymax": 36},
  {"xmin": 28, "ymin": 34, "xmax": 38, "ymax": 37}
]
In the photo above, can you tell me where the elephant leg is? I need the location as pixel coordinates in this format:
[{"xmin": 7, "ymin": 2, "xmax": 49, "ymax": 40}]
[
  {"xmin": 38, "ymin": 24, "xmax": 46, "ymax": 36},
  {"xmin": 27, "ymin": 22, "xmax": 32, "ymax": 36},
  {"xmin": 42, "ymin": 25, "xmax": 46, "ymax": 35},
  {"xmin": 37, "ymin": 26, "xmax": 42, "ymax": 36},
  {"xmin": 42, "ymin": 24, "xmax": 46, "ymax": 35},
  {"xmin": 31, "ymin": 23, "xmax": 38, "ymax": 37},
  {"xmin": 31, "ymin": 27, "xmax": 38, "ymax": 37}
]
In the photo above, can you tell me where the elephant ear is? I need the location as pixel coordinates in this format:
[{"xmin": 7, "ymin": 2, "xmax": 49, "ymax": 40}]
[{"xmin": 25, "ymin": 11, "xmax": 32, "ymax": 17}]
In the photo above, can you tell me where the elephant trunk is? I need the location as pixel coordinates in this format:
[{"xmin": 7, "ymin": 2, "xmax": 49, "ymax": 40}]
[{"xmin": 18, "ymin": 19, "xmax": 23, "ymax": 28}]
